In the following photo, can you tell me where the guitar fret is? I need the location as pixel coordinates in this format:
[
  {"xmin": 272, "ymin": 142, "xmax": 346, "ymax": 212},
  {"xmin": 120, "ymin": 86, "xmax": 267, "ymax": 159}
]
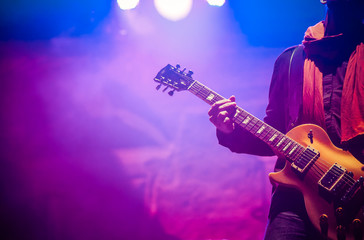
[
  {"xmin": 271, "ymin": 133, "xmax": 283, "ymax": 146},
  {"xmin": 246, "ymin": 118, "xmax": 259, "ymax": 131},
  {"xmin": 237, "ymin": 110, "xmax": 249, "ymax": 122},
  {"xmin": 189, "ymin": 82, "xmax": 203, "ymax": 95},
  {"xmin": 279, "ymin": 138, "xmax": 295, "ymax": 154},
  {"xmin": 278, "ymin": 139, "xmax": 289, "ymax": 153},
  {"xmin": 184, "ymin": 79, "xmax": 306, "ymax": 162},
  {"xmin": 263, "ymin": 128, "xmax": 276, "ymax": 142},
  {"xmin": 289, "ymin": 144, "xmax": 298, "ymax": 156},
  {"xmin": 206, "ymin": 93, "xmax": 215, "ymax": 101},
  {"xmin": 233, "ymin": 109, "xmax": 245, "ymax": 124},
  {"xmin": 282, "ymin": 141, "xmax": 292, "ymax": 152},
  {"xmin": 258, "ymin": 126, "xmax": 271, "ymax": 140},
  {"xmin": 211, "ymin": 95, "xmax": 222, "ymax": 104},
  {"xmin": 269, "ymin": 133, "xmax": 279, "ymax": 142},
  {"xmin": 287, "ymin": 141, "xmax": 298, "ymax": 153},
  {"xmin": 293, "ymin": 146, "xmax": 305, "ymax": 160},
  {"xmin": 190, "ymin": 82, "xmax": 224, "ymax": 105},
  {"xmin": 256, "ymin": 125, "xmax": 266, "ymax": 134},
  {"xmin": 250, "ymin": 121, "xmax": 264, "ymax": 134},
  {"xmin": 277, "ymin": 138, "xmax": 288, "ymax": 152},
  {"xmin": 200, "ymin": 87, "xmax": 210, "ymax": 99},
  {"xmin": 232, "ymin": 117, "xmax": 243, "ymax": 125},
  {"xmin": 241, "ymin": 115, "xmax": 252, "ymax": 125},
  {"xmin": 276, "ymin": 137, "xmax": 286, "ymax": 147}
]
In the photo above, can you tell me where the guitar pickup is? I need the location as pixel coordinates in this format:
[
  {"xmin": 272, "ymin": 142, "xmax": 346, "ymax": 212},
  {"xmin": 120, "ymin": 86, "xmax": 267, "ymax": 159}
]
[
  {"xmin": 318, "ymin": 163, "xmax": 349, "ymax": 203},
  {"xmin": 291, "ymin": 146, "xmax": 319, "ymax": 176},
  {"xmin": 319, "ymin": 163, "xmax": 346, "ymax": 192}
]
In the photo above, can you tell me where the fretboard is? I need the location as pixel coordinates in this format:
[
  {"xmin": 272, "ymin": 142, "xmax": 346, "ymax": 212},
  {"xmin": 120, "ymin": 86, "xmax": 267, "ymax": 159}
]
[{"xmin": 188, "ymin": 80, "xmax": 305, "ymax": 161}]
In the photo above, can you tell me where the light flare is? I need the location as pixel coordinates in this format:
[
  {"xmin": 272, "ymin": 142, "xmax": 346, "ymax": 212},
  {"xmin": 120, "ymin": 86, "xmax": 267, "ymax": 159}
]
[
  {"xmin": 207, "ymin": 0, "xmax": 225, "ymax": 7},
  {"xmin": 154, "ymin": 0, "xmax": 193, "ymax": 21},
  {"xmin": 117, "ymin": 0, "xmax": 139, "ymax": 10}
]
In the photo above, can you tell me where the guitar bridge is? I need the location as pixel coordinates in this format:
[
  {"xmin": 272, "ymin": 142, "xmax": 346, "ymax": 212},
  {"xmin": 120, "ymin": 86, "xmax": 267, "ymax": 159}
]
[
  {"xmin": 341, "ymin": 177, "xmax": 364, "ymax": 203},
  {"xmin": 319, "ymin": 165, "xmax": 364, "ymax": 227},
  {"xmin": 318, "ymin": 164, "xmax": 364, "ymax": 205}
]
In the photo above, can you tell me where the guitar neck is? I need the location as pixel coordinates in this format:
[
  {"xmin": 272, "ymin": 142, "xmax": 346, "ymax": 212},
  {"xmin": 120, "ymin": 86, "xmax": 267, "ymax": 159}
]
[{"xmin": 188, "ymin": 80, "xmax": 305, "ymax": 160}]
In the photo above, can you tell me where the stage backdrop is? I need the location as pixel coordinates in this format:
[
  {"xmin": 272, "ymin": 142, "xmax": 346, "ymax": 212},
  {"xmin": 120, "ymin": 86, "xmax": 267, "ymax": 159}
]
[{"xmin": 0, "ymin": 1, "xmax": 324, "ymax": 240}]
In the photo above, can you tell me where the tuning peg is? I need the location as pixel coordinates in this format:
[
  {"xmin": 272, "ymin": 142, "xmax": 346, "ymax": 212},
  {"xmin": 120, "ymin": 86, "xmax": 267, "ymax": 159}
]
[
  {"xmin": 187, "ymin": 70, "xmax": 193, "ymax": 77},
  {"xmin": 176, "ymin": 64, "xmax": 181, "ymax": 69},
  {"xmin": 163, "ymin": 86, "xmax": 169, "ymax": 92},
  {"xmin": 156, "ymin": 83, "xmax": 162, "ymax": 90},
  {"xmin": 168, "ymin": 90, "xmax": 175, "ymax": 96}
]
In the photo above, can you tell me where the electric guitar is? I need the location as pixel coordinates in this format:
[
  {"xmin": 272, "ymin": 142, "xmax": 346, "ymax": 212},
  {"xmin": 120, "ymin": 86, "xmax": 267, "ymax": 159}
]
[{"xmin": 154, "ymin": 64, "xmax": 364, "ymax": 240}]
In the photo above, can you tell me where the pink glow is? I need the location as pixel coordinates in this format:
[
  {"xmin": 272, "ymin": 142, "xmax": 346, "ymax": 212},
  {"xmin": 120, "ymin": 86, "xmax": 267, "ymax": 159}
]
[{"xmin": 0, "ymin": 3, "xmax": 283, "ymax": 240}]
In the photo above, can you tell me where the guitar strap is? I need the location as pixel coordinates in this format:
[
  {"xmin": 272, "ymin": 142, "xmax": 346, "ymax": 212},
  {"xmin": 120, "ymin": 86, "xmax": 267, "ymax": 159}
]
[
  {"xmin": 272, "ymin": 45, "xmax": 306, "ymax": 173},
  {"xmin": 286, "ymin": 44, "xmax": 305, "ymax": 132}
]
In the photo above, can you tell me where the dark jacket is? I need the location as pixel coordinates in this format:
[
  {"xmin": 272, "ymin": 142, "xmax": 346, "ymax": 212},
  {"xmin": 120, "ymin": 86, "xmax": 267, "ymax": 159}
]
[
  {"xmin": 216, "ymin": 43, "xmax": 364, "ymax": 221},
  {"xmin": 217, "ymin": 44, "xmax": 364, "ymax": 167},
  {"xmin": 217, "ymin": 45, "xmax": 305, "ymax": 171}
]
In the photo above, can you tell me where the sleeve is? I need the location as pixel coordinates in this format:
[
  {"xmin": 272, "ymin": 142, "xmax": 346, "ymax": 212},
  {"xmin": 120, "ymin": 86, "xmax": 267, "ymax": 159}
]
[{"xmin": 216, "ymin": 47, "xmax": 296, "ymax": 156}]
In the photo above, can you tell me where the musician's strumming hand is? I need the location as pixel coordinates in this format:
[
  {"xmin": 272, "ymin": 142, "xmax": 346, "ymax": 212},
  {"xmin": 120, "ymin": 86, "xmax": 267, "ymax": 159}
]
[{"xmin": 208, "ymin": 95, "xmax": 237, "ymax": 134}]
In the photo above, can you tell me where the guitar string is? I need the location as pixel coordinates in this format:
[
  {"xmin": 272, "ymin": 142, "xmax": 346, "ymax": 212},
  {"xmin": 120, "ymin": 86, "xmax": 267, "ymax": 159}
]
[
  {"xmin": 189, "ymin": 83, "xmax": 357, "ymax": 188},
  {"xmin": 190, "ymin": 83, "xmax": 357, "ymax": 185},
  {"xmin": 309, "ymin": 162, "xmax": 356, "ymax": 189},
  {"xmin": 283, "ymin": 138, "xmax": 357, "ymax": 186}
]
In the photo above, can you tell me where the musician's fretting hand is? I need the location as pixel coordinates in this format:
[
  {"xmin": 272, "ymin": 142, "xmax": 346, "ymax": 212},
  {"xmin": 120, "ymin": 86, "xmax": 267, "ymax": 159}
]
[{"xmin": 208, "ymin": 95, "xmax": 237, "ymax": 134}]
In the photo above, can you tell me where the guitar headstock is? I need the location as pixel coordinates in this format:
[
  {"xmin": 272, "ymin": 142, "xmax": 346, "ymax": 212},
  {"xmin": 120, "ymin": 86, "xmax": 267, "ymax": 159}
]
[{"xmin": 154, "ymin": 64, "xmax": 194, "ymax": 96}]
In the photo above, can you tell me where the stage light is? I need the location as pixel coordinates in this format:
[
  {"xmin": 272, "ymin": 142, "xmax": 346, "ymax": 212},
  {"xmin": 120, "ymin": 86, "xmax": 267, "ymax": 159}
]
[
  {"xmin": 154, "ymin": 0, "xmax": 193, "ymax": 21},
  {"xmin": 117, "ymin": 0, "xmax": 139, "ymax": 10},
  {"xmin": 206, "ymin": 0, "xmax": 225, "ymax": 7}
]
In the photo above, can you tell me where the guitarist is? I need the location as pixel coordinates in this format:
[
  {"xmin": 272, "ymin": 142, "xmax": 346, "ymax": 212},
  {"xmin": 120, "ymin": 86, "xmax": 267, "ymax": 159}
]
[{"xmin": 208, "ymin": 0, "xmax": 364, "ymax": 239}]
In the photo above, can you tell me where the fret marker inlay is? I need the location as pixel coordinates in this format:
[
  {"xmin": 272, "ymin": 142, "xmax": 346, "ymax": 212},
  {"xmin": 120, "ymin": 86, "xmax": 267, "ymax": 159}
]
[
  {"xmin": 257, "ymin": 125, "xmax": 265, "ymax": 134},
  {"xmin": 206, "ymin": 93, "xmax": 215, "ymax": 101},
  {"xmin": 269, "ymin": 134, "xmax": 278, "ymax": 142},
  {"xmin": 277, "ymin": 138, "xmax": 285, "ymax": 147},
  {"xmin": 289, "ymin": 145, "xmax": 298, "ymax": 155},
  {"xmin": 283, "ymin": 142, "xmax": 292, "ymax": 151},
  {"xmin": 242, "ymin": 116, "xmax": 251, "ymax": 125}
]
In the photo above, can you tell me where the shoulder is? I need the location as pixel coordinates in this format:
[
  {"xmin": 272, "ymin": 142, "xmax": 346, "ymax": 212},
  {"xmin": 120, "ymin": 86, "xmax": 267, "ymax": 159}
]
[{"xmin": 275, "ymin": 45, "xmax": 304, "ymax": 65}]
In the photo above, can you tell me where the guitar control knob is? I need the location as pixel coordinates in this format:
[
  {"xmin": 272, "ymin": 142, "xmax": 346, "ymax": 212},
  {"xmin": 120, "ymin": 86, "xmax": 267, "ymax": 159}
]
[
  {"xmin": 335, "ymin": 207, "xmax": 344, "ymax": 226},
  {"xmin": 168, "ymin": 90, "xmax": 175, "ymax": 96},
  {"xmin": 336, "ymin": 207, "xmax": 344, "ymax": 216},
  {"xmin": 319, "ymin": 214, "xmax": 328, "ymax": 237},
  {"xmin": 352, "ymin": 219, "xmax": 363, "ymax": 240},
  {"xmin": 336, "ymin": 225, "xmax": 346, "ymax": 240}
]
